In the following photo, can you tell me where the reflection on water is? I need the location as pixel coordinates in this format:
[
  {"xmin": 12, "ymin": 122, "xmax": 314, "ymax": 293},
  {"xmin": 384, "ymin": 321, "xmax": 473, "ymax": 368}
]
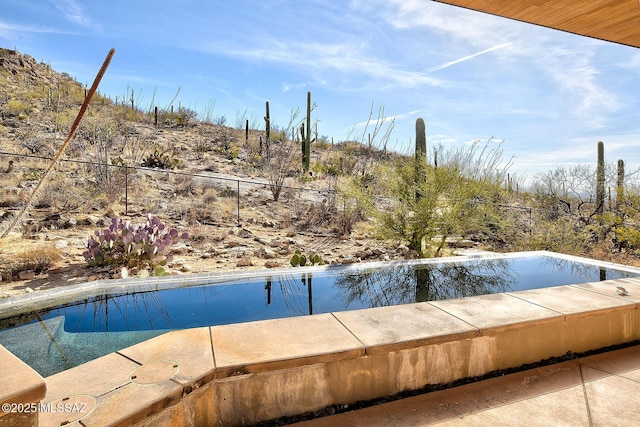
[
  {"xmin": 0, "ymin": 255, "xmax": 638, "ymax": 376},
  {"xmin": 333, "ymin": 258, "xmax": 515, "ymax": 308}
]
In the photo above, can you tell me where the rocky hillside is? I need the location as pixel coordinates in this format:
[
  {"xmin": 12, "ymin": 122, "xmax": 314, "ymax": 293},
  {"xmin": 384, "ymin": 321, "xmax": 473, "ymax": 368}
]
[{"xmin": 0, "ymin": 47, "xmax": 418, "ymax": 296}]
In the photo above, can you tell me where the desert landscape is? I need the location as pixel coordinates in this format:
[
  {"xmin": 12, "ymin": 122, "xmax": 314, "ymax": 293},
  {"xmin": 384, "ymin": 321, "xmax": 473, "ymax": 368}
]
[
  {"xmin": 0, "ymin": 48, "xmax": 429, "ymax": 298},
  {"xmin": 1, "ymin": 46, "xmax": 639, "ymax": 299}
]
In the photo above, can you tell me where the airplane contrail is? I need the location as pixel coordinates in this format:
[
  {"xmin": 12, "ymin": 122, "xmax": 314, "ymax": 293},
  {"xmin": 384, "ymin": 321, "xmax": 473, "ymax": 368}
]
[{"xmin": 428, "ymin": 42, "xmax": 512, "ymax": 72}]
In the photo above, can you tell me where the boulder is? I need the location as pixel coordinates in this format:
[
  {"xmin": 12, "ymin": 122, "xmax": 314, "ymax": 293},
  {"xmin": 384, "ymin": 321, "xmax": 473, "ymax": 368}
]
[
  {"xmin": 236, "ymin": 257, "xmax": 253, "ymax": 267},
  {"xmin": 18, "ymin": 270, "xmax": 35, "ymax": 280}
]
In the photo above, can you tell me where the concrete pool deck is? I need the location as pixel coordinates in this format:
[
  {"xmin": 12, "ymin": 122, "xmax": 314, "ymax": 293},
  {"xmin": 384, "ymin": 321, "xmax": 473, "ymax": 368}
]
[{"xmin": 1, "ymin": 251, "xmax": 640, "ymax": 425}]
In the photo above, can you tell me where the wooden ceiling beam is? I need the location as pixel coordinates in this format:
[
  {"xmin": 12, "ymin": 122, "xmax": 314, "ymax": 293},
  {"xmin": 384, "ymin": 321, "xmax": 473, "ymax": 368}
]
[{"xmin": 433, "ymin": 0, "xmax": 640, "ymax": 48}]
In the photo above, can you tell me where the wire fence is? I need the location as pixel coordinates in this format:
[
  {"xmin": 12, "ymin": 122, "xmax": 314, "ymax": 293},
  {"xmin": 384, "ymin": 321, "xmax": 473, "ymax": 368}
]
[
  {"xmin": 0, "ymin": 150, "xmax": 339, "ymax": 228},
  {"xmin": 1, "ymin": 150, "xmax": 638, "ymax": 236}
]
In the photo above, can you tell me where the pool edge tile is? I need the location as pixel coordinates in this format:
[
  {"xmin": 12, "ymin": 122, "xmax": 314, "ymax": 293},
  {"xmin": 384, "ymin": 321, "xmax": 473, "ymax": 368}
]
[
  {"xmin": 507, "ymin": 285, "xmax": 637, "ymax": 320},
  {"xmin": 333, "ymin": 303, "xmax": 480, "ymax": 355},
  {"xmin": 571, "ymin": 278, "xmax": 640, "ymax": 308},
  {"xmin": 75, "ymin": 379, "xmax": 182, "ymax": 427},
  {"xmin": 0, "ymin": 344, "xmax": 46, "ymax": 406},
  {"xmin": 43, "ymin": 352, "xmax": 141, "ymax": 402},
  {"xmin": 428, "ymin": 293, "xmax": 565, "ymax": 335},
  {"xmin": 117, "ymin": 327, "xmax": 216, "ymax": 389},
  {"xmin": 210, "ymin": 313, "xmax": 365, "ymax": 378}
]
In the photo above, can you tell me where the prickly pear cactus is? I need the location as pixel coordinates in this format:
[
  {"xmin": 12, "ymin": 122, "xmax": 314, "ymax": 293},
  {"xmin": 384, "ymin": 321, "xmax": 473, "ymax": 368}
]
[{"xmin": 290, "ymin": 250, "xmax": 323, "ymax": 267}]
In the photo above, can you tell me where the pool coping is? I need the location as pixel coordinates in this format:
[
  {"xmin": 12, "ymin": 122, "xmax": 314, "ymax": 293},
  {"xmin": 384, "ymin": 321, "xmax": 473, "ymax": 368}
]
[{"xmin": 2, "ymin": 250, "xmax": 640, "ymax": 425}]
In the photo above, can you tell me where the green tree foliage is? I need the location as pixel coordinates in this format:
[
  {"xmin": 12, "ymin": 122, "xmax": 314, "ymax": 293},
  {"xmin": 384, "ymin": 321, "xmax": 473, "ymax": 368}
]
[{"xmin": 376, "ymin": 154, "xmax": 504, "ymax": 258}]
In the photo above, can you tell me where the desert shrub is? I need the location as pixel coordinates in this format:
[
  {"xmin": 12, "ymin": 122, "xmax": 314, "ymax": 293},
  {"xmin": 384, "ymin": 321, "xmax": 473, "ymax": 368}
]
[
  {"xmin": 83, "ymin": 215, "xmax": 189, "ymax": 273},
  {"xmin": 314, "ymin": 135, "xmax": 332, "ymax": 150},
  {"xmin": 613, "ymin": 225, "xmax": 640, "ymax": 252},
  {"xmin": 142, "ymin": 148, "xmax": 181, "ymax": 169},
  {"xmin": 527, "ymin": 216, "xmax": 594, "ymax": 255},
  {"xmin": 173, "ymin": 174, "xmax": 196, "ymax": 196},
  {"xmin": 176, "ymin": 107, "xmax": 198, "ymax": 126},
  {"xmin": 52, "ymin": 109, "xmax": 76, "ymax": 135},
  {"xmin": 270, "ymin": 128, "xmax": 286, "ymax": 142},
  {"xmin": 591, "ymin": 211, "xmax": 640, "ymax": 254},
  {"xmin": 157, "ymin": 107, "xmax": 198, "ymax": 127},
  {"xmin": 112, "ymin": 104, "xmax": 143, "ymax": 123},
  {"xmin": 264, "ymin": 142, "xmax": 295, "ymax": 201},
  {"xmin": 218, "ymin": 185, "xmax": 237, "ymax": 198},
  {"xmin": 19, "ymin": 134, "xmax": 49, "ymax": 154},
  {"xmin": 194, "ymin": 137, "xmax": 213, "ymax": 153},
  {"xmin": 215, "ymin": 143, "xmax": 240, "ymax": 161},
  {"xmin": 0, "ymin": 246, "xmax": 60, "ymax": 282},
  {"xmin": 117, "ymin": 127, "xmax": 153, "ymax": 166},
  {"xmin": 334, "ymin": 174, "xmax": 375, "ymax": 235},
  {"xmin": 77, "ymin": 115, "xmax": 126, "ymax": 197},
  {"xmin": 6, "ymin": 99, "xmax": 31, "ymax": 117},
  {"xmin": 296, "ymin": 198, "xmax": 338, "ymax": 232},
  {"xmin": 38, "ymin": 175, "xmax": 93, "ymax": 212},
  {"xmin": 201, "ymin": 184, "xmax": 218, "ymax": 204},
  {"xmin": 311, "ymin": 157, "xmax": 341, "ymax": 177}
]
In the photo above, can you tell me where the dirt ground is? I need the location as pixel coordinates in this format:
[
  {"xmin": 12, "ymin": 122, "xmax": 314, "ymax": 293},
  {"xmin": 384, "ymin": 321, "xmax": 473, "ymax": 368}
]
[{"xmin": 0, "ymin": 217, "xmax": 415, "ymax": 299}]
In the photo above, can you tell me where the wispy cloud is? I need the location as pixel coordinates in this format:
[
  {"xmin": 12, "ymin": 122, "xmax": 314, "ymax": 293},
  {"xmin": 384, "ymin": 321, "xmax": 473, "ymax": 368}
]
[
  {"xmin": 282, "ymin": 82, "xmax": 307, "ymax": 93},
  {"xmin": 51, "ymin": 0, "xmax": 102, "ymax": 31},
  {"xmin": 0, "ymin": 20, "xmax": 73, "ymax": 39},
  {"xmin": 615, "ymin": 52, "xmax": 640, "ymax": 71},
  {"xmin": 351, "ymin": 109, "xmax": 419, "ymax": 128},
  {"xmin": 540, "ymin": 46, "xmax": 619, "ymax": 129},
  {"xmin": 201, "ymin": 40, "xmax": 447, "ymax": 90},
  {"xmin": 513, "ymin": 132, "xmax": 640, "ymax": 174},
  {"xmin": 428, "ymin": 43, "xmax": 512, "ymax": 72},
  {"xmin": 428, "ymin": 134, "xmax": 457, "ymax": 144},
  {"xmin": 375, "ymin": 0, "xmax": 516, "ymax": 48},
  {"xmin": 108, "ymin": 73, "xmax": 171, "ymax": 87},
  {"xmin": 367, "ymin": 0, "xmax": 619, "ymax": 130}
]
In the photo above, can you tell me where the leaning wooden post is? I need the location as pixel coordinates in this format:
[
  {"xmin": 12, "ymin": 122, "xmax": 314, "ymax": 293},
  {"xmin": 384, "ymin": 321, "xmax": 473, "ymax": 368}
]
[{"xmin": 1, "ymin": 48, "xmax": 116, "ymax": 240}]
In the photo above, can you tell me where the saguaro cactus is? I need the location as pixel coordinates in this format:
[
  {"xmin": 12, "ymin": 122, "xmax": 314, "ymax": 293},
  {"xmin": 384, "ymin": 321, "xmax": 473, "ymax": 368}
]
[
  {"xmin": 264, "ymin": 101, "xmax": 271, "ymax": 161},
  {"xmin": 302, "ymin": 91, "xmax": 313, "ymax": 172},
  {"xmin": 616, "ymin": 159, "xmax": 625, "ymax": 211},
  {"xmin": 411, "ymin": 118, "xmax": 427, "ymax": 256},
  {"xmin": 596, "ymin": 141, "xmax": 605, "ymax": 214},
  {"xmin": 245, "ymin": 119, "xmax": 249, "ymax": 146},
  {"xmin": 414, "ymin": 118, "xmax": 427, "ymax": 191}
]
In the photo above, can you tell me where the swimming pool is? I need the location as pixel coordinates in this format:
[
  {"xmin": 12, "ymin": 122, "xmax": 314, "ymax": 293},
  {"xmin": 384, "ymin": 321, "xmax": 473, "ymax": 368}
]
[{"xmin": 1, "ymin": 251, "xmax": 639, "ymax": 376}]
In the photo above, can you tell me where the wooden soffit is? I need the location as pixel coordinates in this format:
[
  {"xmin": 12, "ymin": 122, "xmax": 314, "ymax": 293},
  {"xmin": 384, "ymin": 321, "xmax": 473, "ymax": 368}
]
[{"xmin": 433, "ymin": 0, "xmax": 640, "ymax": 49}]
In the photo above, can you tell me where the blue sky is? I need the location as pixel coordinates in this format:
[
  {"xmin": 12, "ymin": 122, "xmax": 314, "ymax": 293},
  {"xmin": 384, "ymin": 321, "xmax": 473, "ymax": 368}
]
[{"xmin": 2, "ymin": 0, "xmax": 640, "ymax": 179}]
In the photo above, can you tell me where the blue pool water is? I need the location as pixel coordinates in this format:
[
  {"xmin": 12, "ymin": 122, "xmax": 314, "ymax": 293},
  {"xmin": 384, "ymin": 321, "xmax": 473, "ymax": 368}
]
[{"xmin": 0, "ymin": 254, "xmax": 638, "ymax": 376}]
